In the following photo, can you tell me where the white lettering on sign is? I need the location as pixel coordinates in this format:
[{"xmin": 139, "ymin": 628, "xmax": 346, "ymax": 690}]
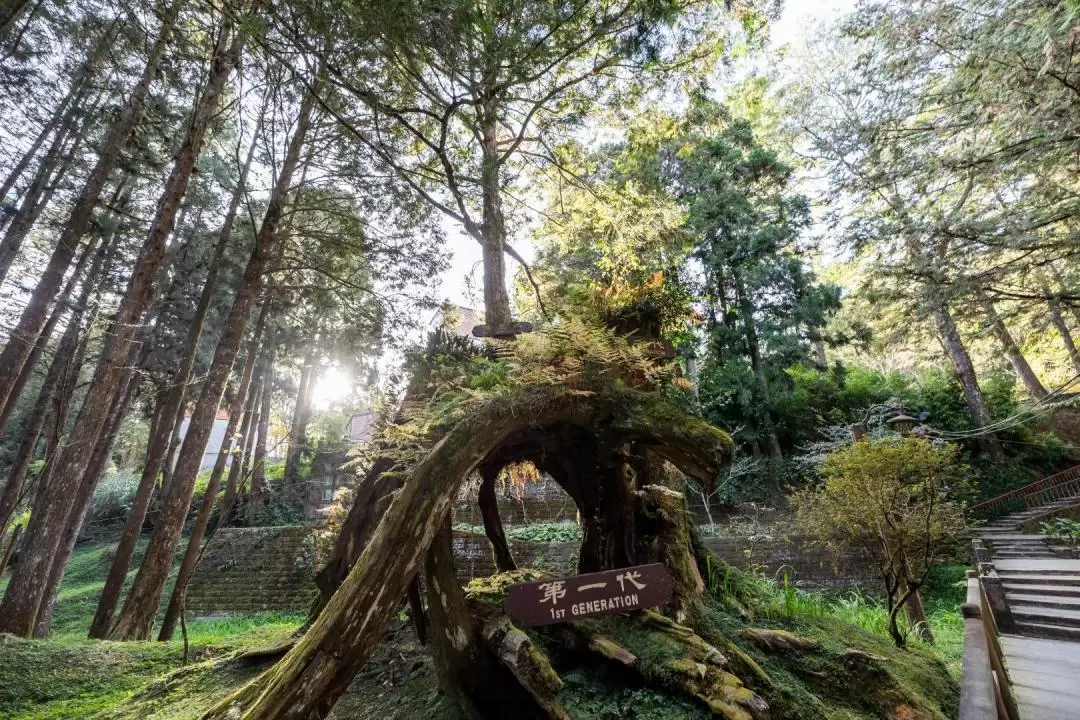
[
  {"xmin": 616, "ymin": 571, "xmax": 646, "ymax": 592},
  {"xmin": 506, "ymin": 563, "xmax": 674, "ymax": 627},
  {"xmin": 571, "ymin": 595, "xmax": 639, "ymax": 616},
  {"xmin": 538, "ymin": 581, "xmax": 566, "ymax": 607}
]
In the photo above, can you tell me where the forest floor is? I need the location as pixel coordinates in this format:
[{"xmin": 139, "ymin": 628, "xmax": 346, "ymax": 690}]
[{"xmin": 0, "ymin": 541, "xmax": 965, "ymax": 719}]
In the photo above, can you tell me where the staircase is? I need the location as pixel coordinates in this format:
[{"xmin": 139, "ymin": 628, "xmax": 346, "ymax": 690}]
[{"xmin": 978, "ymin": 498, "xmax": 1080, "ymax": 640}]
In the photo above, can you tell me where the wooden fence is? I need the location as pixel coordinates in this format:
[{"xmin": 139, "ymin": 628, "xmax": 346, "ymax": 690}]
[
  {"xmin": 959, "ymin": 569, "xmax": 1020, "ymax": 720},
  {"xmin": 967, "ymin": 464, "xmax": 1080, "ymax": 518}
]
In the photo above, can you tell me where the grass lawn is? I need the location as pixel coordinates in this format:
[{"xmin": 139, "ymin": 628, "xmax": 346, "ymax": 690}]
[
  {"xmin": 0, "ymin": 540, "xmax": 965, "ymax": 719},
  {"xmin": 0, "ymin": 540, "xmax": 306, "ymax": 719}
]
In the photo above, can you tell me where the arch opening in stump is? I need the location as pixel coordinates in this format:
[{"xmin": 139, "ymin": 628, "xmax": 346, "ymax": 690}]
[{"xmin": 202, "ymin": 386, "xmax": 748, "ymax": 720}]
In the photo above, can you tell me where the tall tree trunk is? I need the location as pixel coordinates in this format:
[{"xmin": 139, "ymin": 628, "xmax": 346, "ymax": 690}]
[
  {"xmin": 89, "ymin": 124, "xmax": 260, "ymax": 639},
  {"xmin": 0, "ymin": 111, "xmax": 80, "ymax": 284},
  {"xmin": 929, "ymin": 290, "xmax": 992, "ymax": 426},
  {"xmin": 978, "ymin": 290, "xmax": 1047, "ymax": 399},
  {"xmin": 283, "ymin": 341, "xmax": 315, "ymax": 495},
  {"xmin": 108, "ymin": 80, "xmax": 315, "ymax": 641},
  {"xmin": 248, "ymin": 351, "xmax": 273, "ymax": 518},
  {"xmin": 0, "ymin": 227, "xmax": 111, "ymax": 536},
  {"xmin": 424, "ymin": 520, "xmax": 489, "ymax": 717},
  {"xmin": 220, "ymin": 365, "xmax": 262, "ymax": 529},
  {"xmin": 0, "ymin": 1, "xmax": 183, "ymax": 420},
  {"xmin": 478, "ymin": 98, "xmax": 512, "ymax": 329},
  {"xmin": 159, "ymin": 407, "xmax": 185, "ymax": 499},
  {"xmin": 87, "ymin": 389, "xmax": 172, "ymax": 636},
  {"xmin": 0, "ymin": 178, "xmax": 125, "ymax": 439},
  {"xmin": 34, "ymin": 370, "xmax": 139, "ymax": 637},
  {"xmin": 0, "ymin": 0, "xmax": 248, "ymax": 637},
  {"xmin": 156, "ymin": 304, "xmax": 267, "ymax": 641},
  {"xmin": 1046, "ymin": 286, "xmax": 1080, "ymax": 376}
]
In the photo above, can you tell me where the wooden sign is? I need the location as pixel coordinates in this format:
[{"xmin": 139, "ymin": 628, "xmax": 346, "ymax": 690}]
[
  {"xmin": 505, "ymin": 563, "xmax": 674, "ymax": 627},
  {"xmin": 472, "ymin": 321, "xmax": 533, "ymax": 338}
]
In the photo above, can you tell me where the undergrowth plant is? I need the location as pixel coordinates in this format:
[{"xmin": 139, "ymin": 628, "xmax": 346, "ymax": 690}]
[{"xmin": 1041, "ymin": 518, "xmax": 1080, "ymax": 553}]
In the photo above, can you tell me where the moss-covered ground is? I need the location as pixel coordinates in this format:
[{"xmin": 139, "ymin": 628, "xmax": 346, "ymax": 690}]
[{"xmin": 0, "ymin": 543, "xmax": 963, "ymax": 719}]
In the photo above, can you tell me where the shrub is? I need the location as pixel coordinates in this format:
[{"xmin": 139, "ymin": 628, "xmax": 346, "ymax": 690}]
[
  {"xmin": 1041, "ymin": 518, "xmax": 1080, "ymax": 552},
  {"xmin": 792, "ymin": 437, "xmax": 970, "ymax": 647},
  {"xmin": 88, "ymin": 468, "xmax": 140, "ymax": 525}
]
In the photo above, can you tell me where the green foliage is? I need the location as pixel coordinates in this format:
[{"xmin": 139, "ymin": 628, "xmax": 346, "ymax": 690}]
[
  {"xmin": 1041, "ymin": 518, "xmax": 1080, "ymax": 551},
  {"xmin": 87, "ymin": 469, "xmax": 140, "ymax": 526},
  {"xmin": 112, "ymin": 417, "xmax": 150, "ymax": 471},
  {"xmin": 371, "ymin": 317, "xmax": 689, "ymax": 481},
  {"xmin": 557, "ymin": 666, "xmax": 711, "ymax": 720},
  {"xmin": 793, "ymin": 437, "xmax": 970, "ymax": 645},
  {"xmin": 453, "ymin": 521, "xmax": 582, "ymax": 543}
]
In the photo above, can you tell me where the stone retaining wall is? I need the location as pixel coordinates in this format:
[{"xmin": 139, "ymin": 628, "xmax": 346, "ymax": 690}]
[
  {"xmin": 185, "ymin": 525, "xmax": 876, "ymax": 616},
  {"xmin": 185, "ymin": 525, "xmax": 320, "ymax": 615},
  {"xmin": 453, "ymin": 534, "xmax": 876, "ymax": 589}
]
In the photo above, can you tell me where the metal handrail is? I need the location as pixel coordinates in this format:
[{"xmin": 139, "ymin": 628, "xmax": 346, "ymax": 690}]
[
  {"xmin": 967, "ymin": 464, "xmax": 1080, "ymax": 517},
  {"xmin": 959, "ymin": 570, "xmax": 1020, "ymax": 720}
]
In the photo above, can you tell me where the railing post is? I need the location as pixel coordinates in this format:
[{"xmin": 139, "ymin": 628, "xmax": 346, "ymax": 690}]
[
  {"xmin": 964, "ymin": 570, "xmax": 1021, "ymax": 720},
  {"xmin": 960, "ymin": 592, "xmax": 998, "ymax": 720},
  {"xmin": 972, "ymin": 543, "xmax": 1015, "ymax": 632}
]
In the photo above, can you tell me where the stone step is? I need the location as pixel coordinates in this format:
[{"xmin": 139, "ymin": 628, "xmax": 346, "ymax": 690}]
[
  {"xmin": 1007, "ymin": 593, "xmax": 1080, "ymax": 610},
  {"xmin": 998, "ymin": 576, "xmax": 1080, "ymax": 588},
  {"xmin": 1011, "ymin": 604, "xmax": 1080, "ymax": 629},
  {"xmin": 994, "ymin": 548, "xmax": 1053, "ymax": 554},
  {"xmin": 1002, "ymin": 583, "xmax": 1080, "ymax": 597},
  {"xmin": 1014, "ymin": 621, "xmax": 1080, "ymax": 641},
  {"xmin": 987, "ymin": 547, "xmax": 1051, "ymax": 553}
]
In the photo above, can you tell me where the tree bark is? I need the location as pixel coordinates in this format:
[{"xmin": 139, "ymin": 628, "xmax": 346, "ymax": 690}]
[
  {"xmin": 0, "ymin": 0, "xmax": 241, "ymax": 637},
  {"xmin": 477, "ymin": 465, "xmax": 516, "ymax": 572},
  {"xmin": 424, "ymin": 519, "xmax": 489, "ymax": 718},
  {"xmin": 199, "ymin": 386, "xmax": 729, "ymax": 720},
  {"xmin": 0, "ymin": 177, "xmax": 124, "ymax": 440},
  {"xmin": 478, "ymin": 98, "xmax": 512, "ymax": 329},
  {"xmin": 901, "ymin": 584, "xmax": 933, "ymax": 644},
  {"xmin": 0, "ymin": 0, "xmax": 183, "ymax": 420},
  {"xmin": 220, "ymin": 364, "xmax": 262, "ymax": 529},
  {"xmin": 1046, "ymin": 287, "xmax": 1080, "ymax": 376},
  {"xmin": 929, "ymin": 291, "xmax": 991, "ymax": 426},
  {"xmin": 88, "ymin": 390, "xmax": 173, "ymax": 637},
  {"xmin": 90, "ymin": 120, "xmax": 260, "ymax": 638},
  {"xmin": 34, "ymin": 370, "xmax": 138, "ymax": 637},
  {"xmin": 156, "ymin": 305, "xmax": 267, "ymax": 641},
  {"xmin": 406, "ymin": 574, "xmax": 427, "ymax": 645},
  {"xmin": 108, "ymin": 78, "xmax": 314, "ymax": 641},
  {"xmin": 978, "ymin": 290, "xmax": 1047, "ymax": 399},
  {"xmin": 0, "ymin": 229, "xmax": 111, "ymax": 536},
  {"xmin": 248, "ymin": 351, "xmax": 273, "ymax": 517},
  {"xmin": 283, "ymin": 341, "xmax": 316, "ymax": 496}
]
